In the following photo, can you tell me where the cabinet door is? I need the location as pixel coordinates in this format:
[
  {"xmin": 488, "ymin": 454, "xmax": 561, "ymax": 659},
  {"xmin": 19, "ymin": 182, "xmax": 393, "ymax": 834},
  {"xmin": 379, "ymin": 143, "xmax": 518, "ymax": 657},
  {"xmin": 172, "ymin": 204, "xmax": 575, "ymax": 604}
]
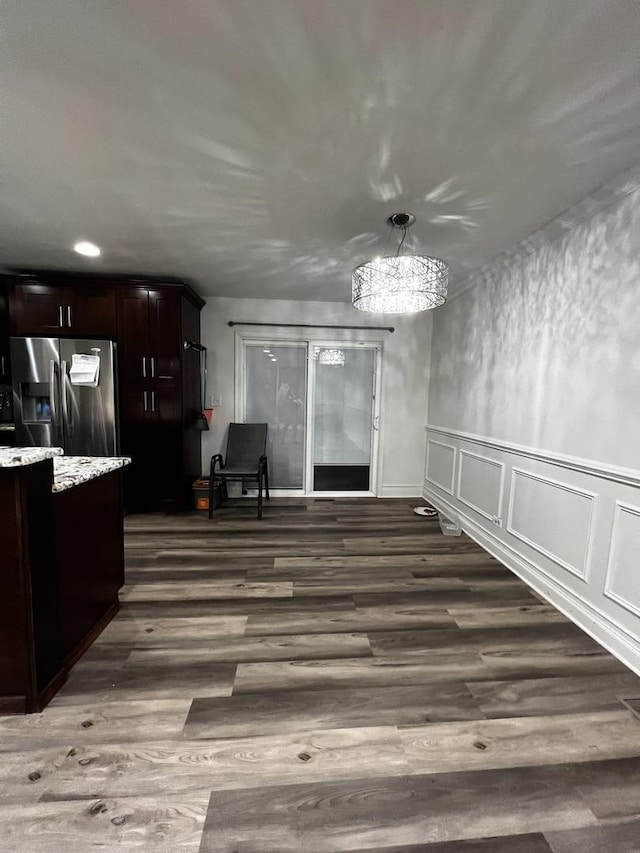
[
  {"xmin": 148, "ymin": 288, "xmax": 181, "ymax": 380},
  {"xmin": 117, "ymin": 288, "xmax": 150, "ymax": 382},
  {"xmin": 69, "ymin": 285, "xmax": 116, "ymax": 337},
  {"xmin": 116, "ymin": 288, "xmax": 151, "ymax": 511},
  {"xmin": 11, "ymin": 284, "xmax": 66, "ymax": 335},
  {"xmin": 146, "ymin": 406, "xmax": 183, "ymax": 511},
  {"xmin": 147, "ymin": 289, "xmax": 183, "ymax": 510},
  {"xmin": 119, "ymin": 390, "xmax": 152, "ymax": 512}
]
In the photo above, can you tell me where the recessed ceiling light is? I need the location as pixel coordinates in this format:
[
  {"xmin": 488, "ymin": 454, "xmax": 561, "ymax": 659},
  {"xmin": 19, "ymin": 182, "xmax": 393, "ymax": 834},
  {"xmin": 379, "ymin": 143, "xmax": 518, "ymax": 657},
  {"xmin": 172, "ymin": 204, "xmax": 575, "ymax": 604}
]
[
  {"xmin": 263, "ymin": 348, "xmax": 271, "ymax": 353},
  {"xmin": 271, "ymin": 357, "xmax": 277, "ymax": 362},
  {"xmin": 73, "ymin": 240, "xmax": 101, "ymax": 257}
]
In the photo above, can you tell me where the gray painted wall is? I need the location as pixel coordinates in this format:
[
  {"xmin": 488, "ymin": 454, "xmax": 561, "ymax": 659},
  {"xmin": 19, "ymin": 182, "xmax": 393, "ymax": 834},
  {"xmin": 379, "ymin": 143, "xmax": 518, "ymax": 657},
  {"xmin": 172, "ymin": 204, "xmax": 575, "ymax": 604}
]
[
  {"xmin": 201, "ymin": 296, "xmax": 431, "ymax": 496},
  {"xmin": 428, "ymin": 168, "xmax": 640, "ymax": 469},
  {"xmin": 424, "ymin": 164, "xmax": 640, "ymax": 674}
]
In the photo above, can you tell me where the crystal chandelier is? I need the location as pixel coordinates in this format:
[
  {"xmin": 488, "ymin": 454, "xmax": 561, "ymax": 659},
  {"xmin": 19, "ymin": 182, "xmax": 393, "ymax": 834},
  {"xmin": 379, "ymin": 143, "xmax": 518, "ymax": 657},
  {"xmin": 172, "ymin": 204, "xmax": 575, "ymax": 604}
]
[
  {"xmin": 352, "ymin": 213, "xmax": 448, "ymax": 314},
  {"xmin": 317, "ymin": 348, "xmax": 345, "ymax": 366}
]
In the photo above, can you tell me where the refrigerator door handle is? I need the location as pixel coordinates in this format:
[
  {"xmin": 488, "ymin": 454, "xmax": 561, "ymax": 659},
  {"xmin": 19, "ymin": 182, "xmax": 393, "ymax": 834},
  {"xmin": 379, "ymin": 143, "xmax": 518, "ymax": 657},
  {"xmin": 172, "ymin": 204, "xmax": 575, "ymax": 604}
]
[
  {"xmin": 49, "ymin": 359, "xmax": 59, "ymax": 433},
  {"xmin": 143, "ymin": 390, "xmax": 148, "ymax": 412},
  {"xmin": 58, "ymin": 305, "xmax": 64, "ymax": 328},
  {"xmin": 61, "ymin": 360, "xmax": 72, "ymax": 435}
]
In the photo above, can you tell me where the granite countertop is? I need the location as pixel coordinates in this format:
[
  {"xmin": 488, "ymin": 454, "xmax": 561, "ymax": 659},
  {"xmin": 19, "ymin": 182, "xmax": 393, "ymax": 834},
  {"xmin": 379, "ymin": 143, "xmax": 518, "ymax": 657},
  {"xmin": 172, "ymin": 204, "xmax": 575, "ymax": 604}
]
[
  {"xmin": 0, "ymin": 447, "xmax": 64, "ymax": 468},
  {"xmin": 52, "ymin": 456, "xmax": 131, "ymax": 493}
]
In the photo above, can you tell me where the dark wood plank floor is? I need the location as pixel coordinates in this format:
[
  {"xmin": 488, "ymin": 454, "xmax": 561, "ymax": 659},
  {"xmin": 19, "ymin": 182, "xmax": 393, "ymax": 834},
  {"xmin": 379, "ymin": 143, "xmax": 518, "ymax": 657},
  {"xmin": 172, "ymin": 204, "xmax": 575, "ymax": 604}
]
[{"xmin": 2, "ymin": 498, "xmax": 640, "ymax": 852}]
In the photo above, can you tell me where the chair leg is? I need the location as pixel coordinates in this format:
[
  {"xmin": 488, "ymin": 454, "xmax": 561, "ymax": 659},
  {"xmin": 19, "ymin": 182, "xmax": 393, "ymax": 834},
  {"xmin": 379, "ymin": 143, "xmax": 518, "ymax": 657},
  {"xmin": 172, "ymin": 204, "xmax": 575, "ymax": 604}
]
[
  {"xmin": 264, "ymin": 459, "xmax": 270, "ymax": 500},
  {"xmin": 222, "ymin": 480, "xmax": 228, "ymax": 501},
  {"xmin": 208, "ymin": 478, "xmax": 214, "ymax": 519},
  {"xmin": 257, "ymin": 472, "xmax": 263, "ymax": 519}
]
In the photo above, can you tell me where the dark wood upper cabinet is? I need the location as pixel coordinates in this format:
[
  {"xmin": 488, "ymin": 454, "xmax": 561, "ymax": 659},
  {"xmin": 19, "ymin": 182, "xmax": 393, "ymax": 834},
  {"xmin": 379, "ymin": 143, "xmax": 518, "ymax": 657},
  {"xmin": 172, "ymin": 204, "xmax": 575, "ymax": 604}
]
[
  {"xmin": 11, "ymin": 283, "xmax": 67, "ymax": 335},
  {"xmin": 117, "ymin": 287, "xmax": 150, "ymax": 383},
  {"xmin": 149, "ymin": 288, "xmax": 181, "ymax": 379},
  {"xmin": 68, "ymin": 285, "xmax": 116, "ymax": 338},
  {"xmin": 10, "ymin": 279, "xmax": 117, "ymax": 338}
]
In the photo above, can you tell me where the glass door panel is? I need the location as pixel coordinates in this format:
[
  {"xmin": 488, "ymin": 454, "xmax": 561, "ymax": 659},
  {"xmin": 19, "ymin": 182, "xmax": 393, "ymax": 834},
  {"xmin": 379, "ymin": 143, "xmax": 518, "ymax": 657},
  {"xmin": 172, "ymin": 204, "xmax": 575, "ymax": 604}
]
[
  {"xmin": 245, "ymin": 344, "xmax": 307, "ymax": 489},
  {"xmin": 312, "ymin": 346, "xmax": 376, "ymax": 492}
]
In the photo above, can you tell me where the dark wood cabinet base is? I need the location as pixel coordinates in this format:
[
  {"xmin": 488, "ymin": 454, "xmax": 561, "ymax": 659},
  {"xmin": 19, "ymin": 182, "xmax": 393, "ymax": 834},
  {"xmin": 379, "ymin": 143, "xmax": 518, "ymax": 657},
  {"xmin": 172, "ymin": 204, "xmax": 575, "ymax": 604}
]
[
  {"xmin": 1, "ymin": 600, "xmax": 119, "ymax": 715},
  {"xmin": 33, "ymin": 599, "xmax": 119, "ymax": 713},
  {"xmin": 0, "ymin": 461, "xmax": 125, "ymax": 714}
]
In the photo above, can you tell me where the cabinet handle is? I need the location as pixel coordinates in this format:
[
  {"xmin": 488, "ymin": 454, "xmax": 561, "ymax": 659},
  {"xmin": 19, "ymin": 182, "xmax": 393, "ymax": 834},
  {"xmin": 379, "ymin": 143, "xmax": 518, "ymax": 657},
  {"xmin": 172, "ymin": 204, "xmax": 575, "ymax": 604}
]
[
  {"xmin": 150, "ymin": 357, "xmax": 155, "ymax": 378},
  {"xmin": 151, "ymin": 390, "xmax": 156, "ymax": 412},
  {"xmin": 0, "ymin": 356, "xmax": 4, "ymax": 376},
  {"xmin": 67, "ymin": 305, "xmax": 72, "ymax": 328},
  {"xmin": 143, "ymin": 390, "xmax": 148, "ymax": 412},
  {"xmin": 58, "ymin": 305, "xmax": 64, "ymax": 328},
  {"xmin": 142, "ymin": 356, "xmax": 147, "ymax": 378}
]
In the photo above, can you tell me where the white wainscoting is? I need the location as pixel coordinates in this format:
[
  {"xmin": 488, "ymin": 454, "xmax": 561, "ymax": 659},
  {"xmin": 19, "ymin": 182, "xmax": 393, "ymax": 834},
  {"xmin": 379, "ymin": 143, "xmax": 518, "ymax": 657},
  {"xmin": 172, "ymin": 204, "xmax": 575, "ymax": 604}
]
[
  {"xmin": 425, "ymin": 439, "xmax": 456, "ymax": 495},
  {"xmin": 423, "ymin": 425, "xmax": 640, "ymax": 676},
  {"xmin": 507, "ymin": 468, "xmax": 597, "ymax": 581},
  {"xmin": 604, "ymin": 501, "xmax": 640, "ymax": 619},
  {"xmin": 456, "ymin": 449, "xmax": 504, "ymax": 522}
]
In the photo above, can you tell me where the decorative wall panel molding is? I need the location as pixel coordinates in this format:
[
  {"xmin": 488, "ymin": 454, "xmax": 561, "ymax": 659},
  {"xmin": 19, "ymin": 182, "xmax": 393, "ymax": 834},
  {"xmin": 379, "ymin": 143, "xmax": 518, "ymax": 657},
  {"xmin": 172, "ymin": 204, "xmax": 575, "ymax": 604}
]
[
  {"xmin": 506, "ymin": 468, "xmax": 597, "ymax": 581},
  {"xmin": 425, "ymin": 439, "xmax": 456, "ymax": 495},
  {"xmin": 604, "ymin": 501, "xmax": 640, "ymax": 619},
  {"xmin": 426, "ymin": 424, "xmax": 640, "ymax": 488},
  {"xmin": 456, "ymin": 448, "xmax": 504, "ymax": 522}
]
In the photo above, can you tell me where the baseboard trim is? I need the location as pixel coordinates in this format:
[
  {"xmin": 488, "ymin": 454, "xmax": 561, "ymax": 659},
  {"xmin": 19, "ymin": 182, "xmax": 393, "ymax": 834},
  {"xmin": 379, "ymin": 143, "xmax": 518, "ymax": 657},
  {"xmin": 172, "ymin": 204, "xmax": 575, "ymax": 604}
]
[
  {"xmin": 0, "ymin": 695, "xmax": 27, "ymax": 715},
  {"xmin": 423, "ymin": 484, "xmax": 640, "ymax": 678},
  {"xmin": 380, "ymin": 485, "xmax": 423, "ymax": 498}
]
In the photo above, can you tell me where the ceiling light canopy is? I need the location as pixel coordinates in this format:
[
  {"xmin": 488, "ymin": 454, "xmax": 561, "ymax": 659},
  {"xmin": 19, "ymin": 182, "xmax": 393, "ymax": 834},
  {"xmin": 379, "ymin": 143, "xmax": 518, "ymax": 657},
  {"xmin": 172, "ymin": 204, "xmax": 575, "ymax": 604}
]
[
  {"xmin": 352, "ymin": 213, "xmax": 447, "ymax": 314},
  {"xmin": 73, "ymin": 240, "xmax": 101, "ymax": 257}
]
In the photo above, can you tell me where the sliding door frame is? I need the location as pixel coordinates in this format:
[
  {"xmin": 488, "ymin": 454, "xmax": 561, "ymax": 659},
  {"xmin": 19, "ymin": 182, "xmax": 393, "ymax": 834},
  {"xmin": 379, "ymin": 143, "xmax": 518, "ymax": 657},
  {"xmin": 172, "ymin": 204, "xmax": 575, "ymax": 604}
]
[{"xmin": 234, "ymin": 329, "xmax": 384, "ymax": 497}]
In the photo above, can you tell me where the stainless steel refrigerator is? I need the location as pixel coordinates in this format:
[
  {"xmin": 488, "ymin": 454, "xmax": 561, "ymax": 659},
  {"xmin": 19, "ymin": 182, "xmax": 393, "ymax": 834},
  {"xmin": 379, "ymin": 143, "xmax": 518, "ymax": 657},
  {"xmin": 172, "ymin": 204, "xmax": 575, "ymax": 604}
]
[{"xmin": 10, "ymin": 337, "xmax": 118, "ymax": 455}]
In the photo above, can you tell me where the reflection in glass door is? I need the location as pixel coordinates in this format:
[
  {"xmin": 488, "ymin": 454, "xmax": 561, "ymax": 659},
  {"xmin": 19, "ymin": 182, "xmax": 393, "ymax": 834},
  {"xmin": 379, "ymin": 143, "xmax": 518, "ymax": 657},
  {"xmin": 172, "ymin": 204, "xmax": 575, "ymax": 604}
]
[
  {"xmin": 245, "ymin": 343, "xmax": 307, "ymax": 489},
  {"xmin": 311, "ymin": 346, "xmax": 377, "ymax": 492}
]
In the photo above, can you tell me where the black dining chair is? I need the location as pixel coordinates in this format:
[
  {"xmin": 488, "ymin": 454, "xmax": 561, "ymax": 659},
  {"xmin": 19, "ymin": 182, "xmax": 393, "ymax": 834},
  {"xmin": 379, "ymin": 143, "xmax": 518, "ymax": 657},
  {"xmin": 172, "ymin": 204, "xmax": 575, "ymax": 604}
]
[{"xmin": 208, "ymin": 423, "xmax": 270, "ymax": 519}]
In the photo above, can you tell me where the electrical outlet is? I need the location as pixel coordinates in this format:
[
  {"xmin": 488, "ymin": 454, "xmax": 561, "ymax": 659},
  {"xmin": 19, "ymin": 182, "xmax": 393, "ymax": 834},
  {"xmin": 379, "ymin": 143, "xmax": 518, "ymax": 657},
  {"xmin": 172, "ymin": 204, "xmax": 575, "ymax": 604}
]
[{"xmin": 209, "ymin": 396, "xmax": 222, "ymax": 408}]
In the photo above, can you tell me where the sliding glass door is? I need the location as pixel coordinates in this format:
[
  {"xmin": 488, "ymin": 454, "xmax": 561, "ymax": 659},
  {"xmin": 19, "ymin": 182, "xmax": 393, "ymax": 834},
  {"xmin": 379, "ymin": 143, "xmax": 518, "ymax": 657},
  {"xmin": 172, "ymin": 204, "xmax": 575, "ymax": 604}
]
[
  {"xmin": 244, "ymin": 343, "xmax": 307, "ymax": 489},
  {"xmin": 310, "ymin": 346, "xmax": 378, "ymax": 492},
  {"xmin": 241, "ymin": 339, "xmax": 381, "ymax": 494}
]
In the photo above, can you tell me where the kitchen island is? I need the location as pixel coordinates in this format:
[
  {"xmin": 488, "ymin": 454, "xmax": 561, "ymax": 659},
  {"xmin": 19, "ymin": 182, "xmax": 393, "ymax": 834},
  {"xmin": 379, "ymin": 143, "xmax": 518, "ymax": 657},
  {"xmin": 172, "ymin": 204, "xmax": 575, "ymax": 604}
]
[{"xmin": 0, "ymin": 447, "xmax": 130, "ymax": 713}]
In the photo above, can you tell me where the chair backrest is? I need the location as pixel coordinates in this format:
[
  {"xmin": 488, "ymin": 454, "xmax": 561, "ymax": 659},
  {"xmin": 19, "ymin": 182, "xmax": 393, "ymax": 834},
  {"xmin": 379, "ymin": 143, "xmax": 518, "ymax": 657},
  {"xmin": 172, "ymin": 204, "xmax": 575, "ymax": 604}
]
[{"xmin": 225, "ymin": 423, "xmax": 268, "ymax": 469}]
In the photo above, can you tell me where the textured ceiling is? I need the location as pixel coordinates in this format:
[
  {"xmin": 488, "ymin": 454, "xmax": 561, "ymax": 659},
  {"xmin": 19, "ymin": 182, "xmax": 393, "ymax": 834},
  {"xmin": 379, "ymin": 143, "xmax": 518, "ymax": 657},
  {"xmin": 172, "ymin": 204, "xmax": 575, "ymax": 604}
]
[{"xmin": 2, "ymin": 0, "xmax": 640, "ymax": 301}]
